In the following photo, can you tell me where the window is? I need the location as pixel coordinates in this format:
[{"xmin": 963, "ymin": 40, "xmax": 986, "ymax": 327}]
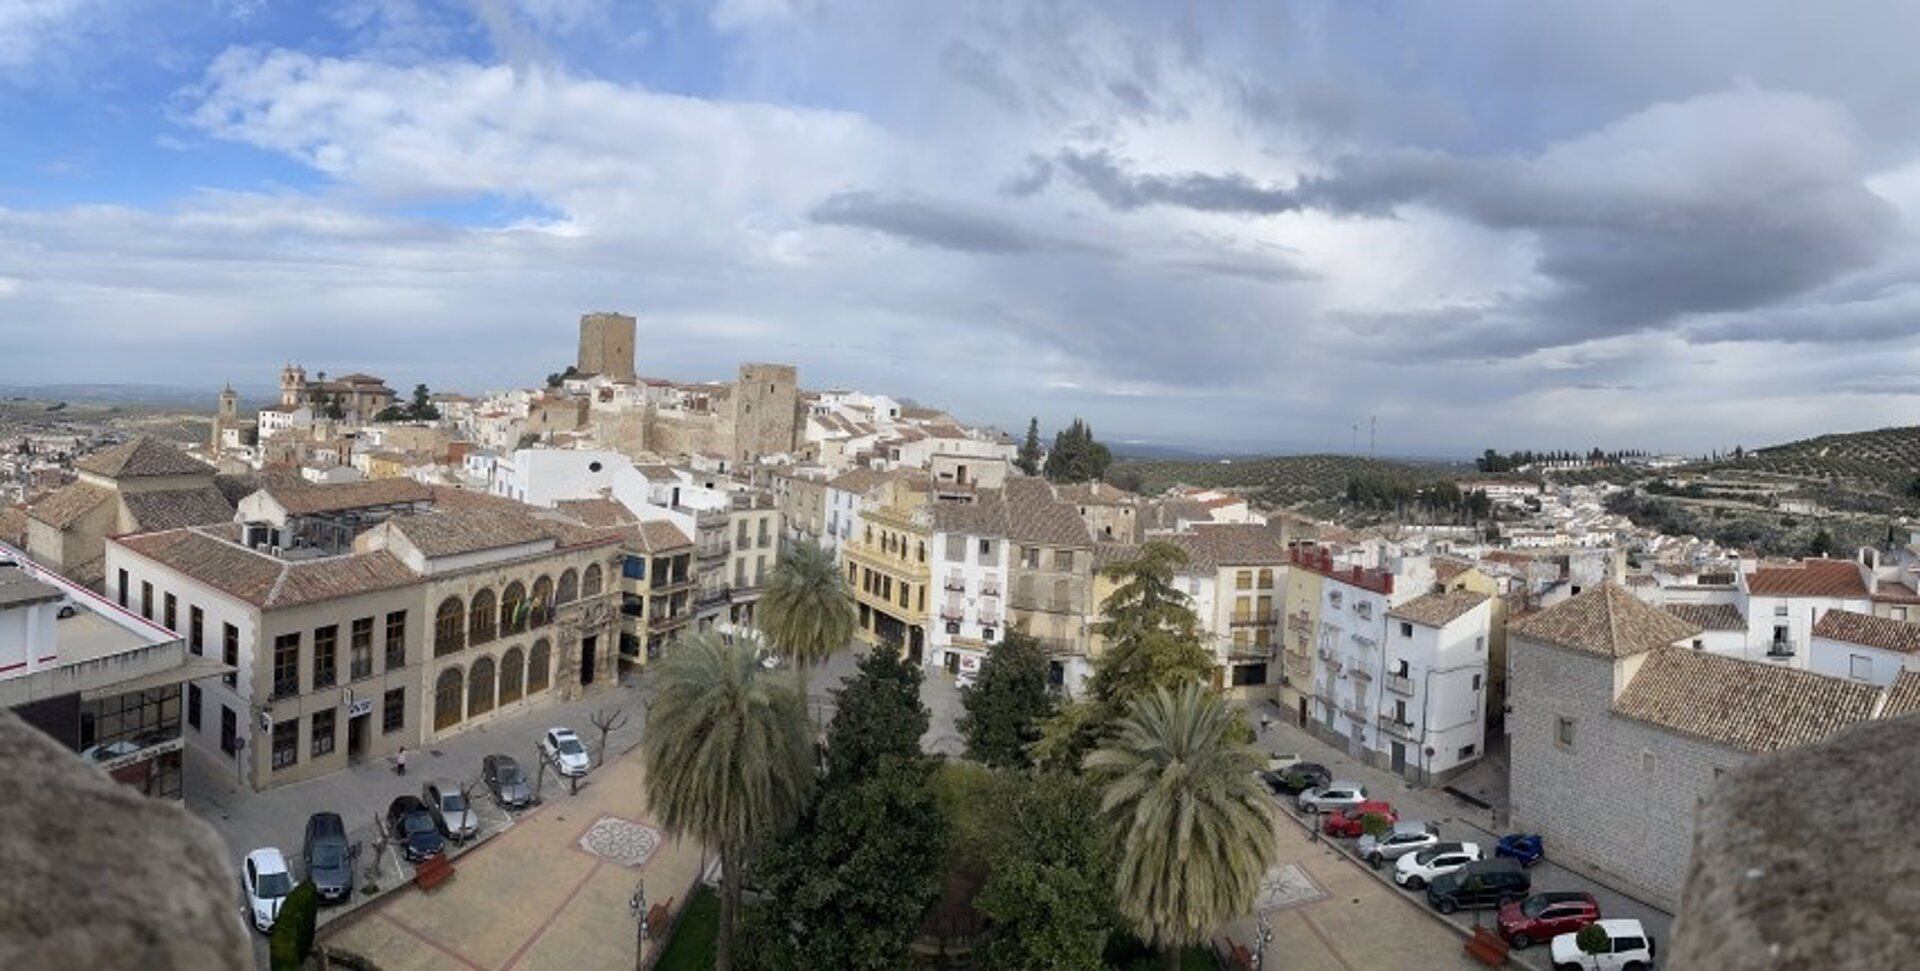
[
  {"xmin": 500, "ymin": 647, "xmax": 525, "ymax": 705},
  {"xmin": 383, "ymin": 687, "xmax": 405, "ymax": 734},
  {"xmin": 982, "ymin": 627, "xmax": 995, "ymax": 642},
  {"xmin": 312, "ymin": 625, "xmax": 338, "ymax": 689},
  {"xmin": 1237, "ymin": 570, "xmax": 1253, "ymax": 590},
  {"xmin": 1329, "ymin": 590, "xmax": 1343, "ymax": 609},
  {"xmin": 117, "ymin": 569, "xmax": 129, "ymax": 608},
  {"xmin": 528, "ymin": 639, "xmax": 551, "ymax": 693},
  {"xmin": 1895, "ymin": 607, "xmax": 1910, "ymax": 621},
  {"xmin": 223, "ymin": 623, "xmax": 239, "ymax": 688},
  {"xmin": 1472, "ymin": 673, "xmax": 1483, "ymax": 691},
  {"xmin": 500, "ymin": 583, "xmax": 527, "ymax": 636},
  {"xmin": 556, "ymin": 568, "xmax": 579, "ymax": 604},
  {"xmin": 1400, "ymin": 622, "xmax": 1414, "ymax": 637},
  {"xmin": 1054, "ymin": 549, "xmax": 1072, "ymax": 571},
  {"xmin": 187, "ymin": 683, "xmax": 201, "ymax": 730},
  {"xmin": 1257, "ymin": 568, "xmax": 1273, "ymax": 588},
  {"xmin": 220, "ymin": 706, "xmax": 237, "ymax": 755},
  {"xmin": 163, "ymin": 593, "xmax": 177, "ymax": 632},
  {"xmin": 1555, "ymin": 716, "xmax": 1575, "ymax": 750},
  {"xmin": 434, "ymin": 597, "xmax": 465, "ymax": 656},
  {"xmin": 583, "ymin": 564, "xmax": 603, "ymax": 597},
  {"xmin": 311, "ymin": 710, "xmax": 336, "ymax": 758},
  {"xmin": 737, "ymin": 520, "xmax": 750, "ymax": 546},
  {"xmin": 1458, "ymin": 744, "xmax": 1476, "ymax": 760},
  {"xmin": 1692, "ymin": 638, "xmax": 1704, "ymax": 650},
  {"xmin": 1773, "ymin": 604, "xmax": 1788, "ymax": 617},
  {"xmin": 272, "ymin": 633, "xmax": 300, "ymax": 698},
  {"xmin": 1052, "ymin": 578, "xmax": 1071, "ymax": 611},
  {"xmin": 469, "ymin": 656, "xmax": 496, "ymax": 717},
  {"xmin": 385, "ymin": 611, "xmax": 407, "ymax": 669},
  {"xmin": 1849, "ymin": 654, "xmax": 1873, "ymax": 681},
  {"xmin": 271, "ymin": 718, "xmax": 298, "ymax": 770},
  {"xmin": 350, "ymin": 618, "xmax": 374, "ymax": 680},
  {"xmin": 916, "ymin": 541, "xmax": 925, "ymax": 563},
  {"xmin": 189, "ymin": 606, "xmax": 204, "ymax": 654},
  {"xmin": 434, "ymin": 667, "xmax": 464, "ymax": 730},
  {"xmin": 531, "ymin": 575, "xmax": 555, "ymax": 626},
  {"xmin": 469, "ymin": 588, "xmax": 497, "ymax": 644},
  {"xmin": 759, "ymin": 519, "xmax": 771, "ymax": 547},
  {"xmin": 945, "ymin": 535, "xmax": 966, "ymax": 561},
  {"xmin": 141, "ymin": 581, "xmax": 153, "ymax": 620},
  {"xmin": 1022, "ymin": 546, "xmax": 1039, "ymax": 569},
  {"xmin": 1231, "ymin": 663, "xmax": 1267, "ymax": 686}
]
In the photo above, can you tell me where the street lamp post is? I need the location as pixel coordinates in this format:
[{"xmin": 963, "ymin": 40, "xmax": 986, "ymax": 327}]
[
  {"xmin": 1255, "ymin": 911, "xmax": 1273, "ymax": 970},
  {"xmin": 628, "ymin": 881, "xmax": 648, "ymax": 970}
]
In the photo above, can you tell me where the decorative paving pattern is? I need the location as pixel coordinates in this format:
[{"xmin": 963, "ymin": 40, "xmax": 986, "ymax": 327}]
[
  {"xmin": 1255, "ymin": 862, "xmax": 1328, "ymax": 913},
  {"xmin": 577, "ymin": 816, "xmax": 661, "ymax": 868}
]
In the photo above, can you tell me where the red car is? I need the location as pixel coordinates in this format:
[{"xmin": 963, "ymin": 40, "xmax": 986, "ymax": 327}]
[
  {"xmin": 1322, "ymin": 800, "xmax": 1397, "ymax": 838},
  {"xmin": 1496, "ymin": 891, "xmax": 1600, "ymax": 949}
]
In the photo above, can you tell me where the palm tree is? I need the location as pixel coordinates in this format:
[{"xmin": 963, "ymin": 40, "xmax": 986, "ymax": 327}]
[
  {"xmin": 1085, "ymin": 683, "xmax": 1277, "ymax": 970},
  {"xmin": 757, "ymin": 538, "xmax": 857, "ymax": 708},
  {"xmin": 643, "ymin": 630, "xmax": 813, "ymax": 971}
]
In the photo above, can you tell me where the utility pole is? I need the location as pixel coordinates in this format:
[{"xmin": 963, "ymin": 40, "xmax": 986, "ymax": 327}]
[{"xmin": 1351, "ymin": 422, "xmax": 1359, "ymax": 453}]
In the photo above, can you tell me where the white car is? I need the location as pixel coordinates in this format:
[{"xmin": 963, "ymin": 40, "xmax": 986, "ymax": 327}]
[
  {"xmin": 542, "ymin": 727, "xmax": 591, "ymax": 777},
  {"xmin": 80, "ymin": 739, "xmax": 142, "ymax": 763},
  {"xmin": 1550, "ymin": 918, "xmax": 1657, "ymax": 970},
  {"xmin": 242, "ymin": 847, "xmax": 294, "ymax": 933},
  {"xmin": 1296, "ymin": 781, "xmax": 1368, "ymax": 813},
  {"xmin": 1393, "ymin": 841, "xmax": 1482, "ymax": 889}
]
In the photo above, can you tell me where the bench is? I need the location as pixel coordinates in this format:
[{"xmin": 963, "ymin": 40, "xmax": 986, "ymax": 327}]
[
  {"xmin": 1464, "ymin": 925, "xmax": 1510, "ymax": 967},
  {"xmin": 413, "ymin": 852, "xmax": 456, "ymax": 892}
]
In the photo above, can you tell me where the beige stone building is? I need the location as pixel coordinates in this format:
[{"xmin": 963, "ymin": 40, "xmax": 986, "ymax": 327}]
[
  {"xmin": 1003, "ymin": 477, "xmax": 1098, "ymax": 688},
  {"xmin": 24, "ymin": 438, "xmax": 241, "ymax": 590},
  {"xmin": 578, "ymin": 311, "xmax": 637, "ymax": 381},
  {"xmin": 732, "ymin": 363, "xmax": 800, "ymax": 462},
  {"xmin": 279, "ymin": 365, "xmax": 396, "ymax": 423}
]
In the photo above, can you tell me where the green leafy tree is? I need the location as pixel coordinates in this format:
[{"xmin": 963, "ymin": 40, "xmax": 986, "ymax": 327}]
[
  {"xmin": 757, "ymin": 538, "xmax": 857, "ymax": 708},
  {"xmin": 1359, "ymin": 811, "xmax": 1393, "ymax": 840},
  {"xmin": 267, "ymin": 880, "xmax": 318, "ymax": 971},
  {"xmin": 823, "ymin": 648, "xmax": 928, "ymax": 782},
  {"xmin": 1575, "ymin": 922, "xmax": 1611, "ymax": 961},
  {"xmin": 1045, "ymin": 418, "xmax": 1113, "ymax": 484},
  {"xmin": 1090, "ymin": 542, "xmax": 1213, "ymax": 706},
  {"xmin": 1031, "ymin": 697, "xmax": 1111, "ymax": 775},
  {"xmin": 407, "ymin": 383, "xmax": 440, "ymax": 421},
  {"xmin": 958, "ymin": 629, "xmax": 1055, "ymax": 768},
  {"xmin": 322, "ymin": 395, "xmax": 345, "ymax": 420},
  {"xmin": 972, "ymin": 772, "xmax": 1119, "ymax": 971},
  {"xmin": 1809, "ymin": 528, "xmax": 1835, "ymax": 557},
  {"xmin": 546, "ymin": 365, "xmax": 580, "ymax": 388},
  {"xmin": 1085, "ymin": 684, "xmax": 1277, "ymax": 970},
  {"xmin": 1016, "ymin": 417, "xmax": 1044, "ymax": 475},
  {"xmin": 643, "ymin": 630, "xmax": 813, "ymax": 971},
  {"xmin": 374, "ymin": 405, "xmax": 407, "ymax": 422}
]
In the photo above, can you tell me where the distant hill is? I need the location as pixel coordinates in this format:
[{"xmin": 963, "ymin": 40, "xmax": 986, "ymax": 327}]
[
  {"xmin": 1112, "ymin": 453, "xmax": 1466, "ymax": 507},
  {"xmin": 1735, "ymin": 425, "xmax": 1920, "ymax": 489}
]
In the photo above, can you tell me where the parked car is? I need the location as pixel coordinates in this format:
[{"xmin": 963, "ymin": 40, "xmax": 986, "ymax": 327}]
[
  {"xmin": 1425, "ymin": 858, "xmax": 1531, "ymax": 914},
  {"xmin": 1497, "ymin": 832, "xmax": 1546, "ymax": 867},
  {"xmin": 386, "ymin": 795, "xmax": 446, "ymax": 862},
  {"xmin": 955, "ymin": 672, "xmax": 977, "ymax": 690},
  {"xmin": 1359, "ymin": 820, "xmax": 1440, "ymax": 867},
  {"xmin": 79, "ymin": 739, "xmax": 142, "ymax": 763},
  {"xmin": 1499, "ymin": 891, "xmax": 1601, "ymax": 950},
  {"xmin": 302, "ymin": 812, "xmax": 354, "ymax": 904},
  {"xmin": 542, "ymin": 727, "xmax": 591, "ymax": 777},
  {"xmin": 1265, "ymin": 752, "xmax": 1301, "ymax": 773},
  {"xmin": 1297, "ymin": 781, "xmax": 1368, "ymax": 813},
  {"xmin": 1550, "ymin": 918, "xmax": 1656, "ymax": 971},
  {"xmin": 1270, "ymin": 762, "xmax": 1331, "ymax": 795},
  {"xmin": 241, "ymin": 847, "xmax": 294, "ymax": 933},
  {"xmin": 1393, "ymin": 841, "xmax": 1482, "ymax": 890},
  {"xmin": 1322, "ymin": 800, "xmax": 1397, "ymax": 838},
  {"xmin": 423, "ymin": 779, "xmax": 478, "ymax": 842},
  {"xmin": 483, "ymin": 754, "xmax": 533, "ymax": 809}
]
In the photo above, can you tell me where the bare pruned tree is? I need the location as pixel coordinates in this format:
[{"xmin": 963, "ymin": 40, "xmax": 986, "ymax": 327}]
[{"xmin": 589, "ymin": 706, "xmax": 631, "ymax": 768}]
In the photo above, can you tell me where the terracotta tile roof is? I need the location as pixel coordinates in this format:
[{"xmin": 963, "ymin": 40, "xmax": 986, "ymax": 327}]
[
  {"xmin": 1055, "ymin": 482, "xmax": 1140, "ymax": 507},
  {"xmin": 928, "ymin": 498, "xmax": 1011, "ymax": 538},
  {"xmin": 1093, "ymin": 541, "xmax": 1140, "ymax": 571},
  {"xmin": 1433, "ymin": 558, "xmax": 1474, "ymax": 583},
  {"xmin": 1811, "ymin": 609, "xmax": 1920, "ymax": 655},
  {"xmin": 27, "ymin": 482, "xmax": 112, "ymax": 528},
  {"xmin": 1624, "ymin": 574, "xmax": 1658, "ymax": 588},
  {"xmin": 554, "ymin": 498, "xmax": 638, "ymax": 528},
  {"xmin": 1003, "ymin": 477, "xmax": 1092, "ymax": 547},
  {"xmin": 261, "ymin": 478, "xmax": 434, "ymax": 515},
  {"xmin": 0, "ymin": 506, "xmax": 25, "ymax": 547},
  {"xmin": 827, "ymin": 467, "xmax": 893, "ymax": 495},
  {"xmin": 1663, "ymin": 602, "xmax": 1746, "ymax": 632},
  {"xmin": 1509, "ymin": 581, "xmax": 1701, "ymax": 658},
  {"xmin": 1882, "ymin": 670, "xmax": 1920, "ymax": 718},
  {"xmin": 1871, "ymin": 580, "xmax": 1920, "ymax": 605},
  {"xmin": 632, "ymin": 520, "xmax": 693, "ymax": 553},
  {"xmin": 1166, "ymin": 524, "xmax": 1290, "ymax": 570},
  {"xmin": 73, "ymin": 437, "xmax": 214, "ymax": 479},
  {"xmin": 1746, "ymin": 559, "xmax": 1869, "ymax": 599},
  {"xmin": 121, "ymin": 487, "xmax": 236, "ymax": 532},
  {"xmin": 385, "ymin": 508, "xmax": 557, "ymax": 558},
  {"xmin": 1142, "ymin": 498, "xmax": 1214, "ymax": 531},
  {"xmin": 1388, "ymin": 588, "xmax": 1490, "ymax": 628},
  {"xmin": 1611, "ymin": 648, "xmax": 1885, "ymax": 753},
  {"xmin": 116, "ymin": 528, "xmax": 418, "ymax": 609}
]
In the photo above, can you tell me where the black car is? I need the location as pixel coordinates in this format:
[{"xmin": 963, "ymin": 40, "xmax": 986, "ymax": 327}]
[
  {"xmin": 302, "ymin": 812, "xmax": 354, "ymax": 903},
  {"xmin": 1426, "ymin": 858, "xmax": 1531, "ymax": 915},
  {"xmin": 1269, "ymin": 762, "xmax": 1332, "ymax": 795},
  {"xmin": 483, "ymin": 754, "xmax": 533, "ymax": 809},
  {"xmin": 386, "ymin": 796, "xmax": 446, "ymax": 863}
]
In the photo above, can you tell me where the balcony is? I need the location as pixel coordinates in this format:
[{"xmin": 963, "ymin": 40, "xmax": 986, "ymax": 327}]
[
  {"xmin": 940, "ymin": 605, "xmax": 964, "ymax": 622},
  {"xmin": 650, "ymin": 575, "xmax": 698, "ymax": 595},
  {"xmin": 981, "ymin": 583, "xmax": 1001, "ymax": 598},
  {"xmin": 1767, "ymin": 639, "xmax": 1797, "ymax": 659},
  {"xmin": 1340, "ymin": 702, "xmax": 1369, "ymax": 723},
  {"xmin": 1384, "ymin": 673, "xmax": 1416, "ymax": 696},
  {"xmin": 944, "ymin": 577, "xmax": 966, "ymax": 592},
  {"xmin": 697, "ymin": 543, "xmax": 730, "ymax": 563},
  {"xmin": 648, "ymin": 612, "xmax": 691, "ymax": 632},
  {"xmin": 1377, "ymin": 712, "xmax": 1419, "ymax": 739},
  {"xmin": 1316, "ymin": 645, "xmax": 1335, "ymax": 662},
  {"xmin": 1347, "ymin": 665, "xmax": 1372, "ymax": 682},
  {"xmin": 1229, "ymin": 611, "xmax": 1279, "ymax": 627}
]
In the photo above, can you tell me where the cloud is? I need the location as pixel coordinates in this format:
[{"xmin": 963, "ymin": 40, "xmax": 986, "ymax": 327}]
[
  {"xmin": 809, "ymin": 191, "xmax": 1053, "ymax": 254},
  {"xmin": 0, "ymin": 0, "xmax": 94, "ymax": 71},
  {"xmin": 1057, "ymin": 148, "xmax": 1310, "ymax": 214}
]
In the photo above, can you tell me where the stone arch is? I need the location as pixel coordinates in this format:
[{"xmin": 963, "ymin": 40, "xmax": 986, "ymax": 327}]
[
  {"xmin": 499, "ymin": 647, "xmax": 525, "ymax": 705},
  {"xmin": 434, "ymin": 596, "xmax": 465, "ymax": 657},
  {"xmin": 556, "ymin": 568, "xmax": 579, "ymax": 605},
  {"xmin": 583, "ymin": 564, "xmax": 604, "ymax": 597},
  {"xmin": 528, "ymin": 639, "xmax": 552, "ymax": 694},
  {"xmin": 531, "ymin": 575, "xmax": 554, "ymax": 627},
  {"xmin": 469, "ymin": 587, "xmax": 497, "ymax": 644},
  {"xmin": 501, "ymin": 581, "xmax": 528, "ymax": 635},
  {"xmin": 434, "ymin": 666, "xmax": 464, "ymax": 730},
  {"xmin": 468, "ymin": 656, "xmax": 496, "ymax": 717}
]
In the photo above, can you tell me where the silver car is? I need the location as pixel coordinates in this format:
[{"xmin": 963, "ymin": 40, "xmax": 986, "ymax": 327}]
[
  {"xmin": 1297, "ymin": 781, "xmax": 1368, "ymax": 813},
  {"xmin": 423, "ymin": 779, "xmax": 478, "ymax": 842},
  {"xmin": 1358, "ymin": 820, "xmax": 1439, "ymax": 867}
]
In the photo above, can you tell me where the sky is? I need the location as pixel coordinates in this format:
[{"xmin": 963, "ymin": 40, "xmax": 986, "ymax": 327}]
[{"xmin": 6, "ymin": 1, "xmax": 1920, "ymax": 456}]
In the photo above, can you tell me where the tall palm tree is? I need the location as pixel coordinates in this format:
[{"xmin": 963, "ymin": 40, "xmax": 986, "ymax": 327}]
[
  {"xmin": 757, "ymin": 538, "xmax": 857, "ymax": 703},
  {"xmin": 643, "ymin": 630, "xmax": 813, "ymax": 971},
  {"xmin": 1085, "ymin": 683, "xmax": 1277, "ymax": 970}
]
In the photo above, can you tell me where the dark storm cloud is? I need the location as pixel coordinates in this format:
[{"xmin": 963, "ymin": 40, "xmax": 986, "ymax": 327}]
[
  {"xmin": 1057, "ymin": 149, "xmax": 1311, "ymax": 214},
  {"xmin": 809, "ymin": 191, "xmax": 1064, "ymax": 254},
  {"xmin": 998, "ymin": 155, "xmax": 1052, "ymax": 197}
]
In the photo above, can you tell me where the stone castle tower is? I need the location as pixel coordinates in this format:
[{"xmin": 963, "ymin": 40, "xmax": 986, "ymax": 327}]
[
  {"xmin": 733, "ymin": 363, "xmax": 799, "ymax": 461},
  {"xmin": 577, "ymin": 312, "xmax": 636, "ymax": 381},
  {"xmin": 279, "ymin": 364, "xmax": 307, "ymax": 407}
]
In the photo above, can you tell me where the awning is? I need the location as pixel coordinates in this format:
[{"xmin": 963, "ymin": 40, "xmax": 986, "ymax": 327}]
[{"xmin": 81, "ymin": 657, "xmax": 235, "ymax": 700}]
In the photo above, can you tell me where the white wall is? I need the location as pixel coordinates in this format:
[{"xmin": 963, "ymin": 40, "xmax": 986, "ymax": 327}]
[
  {"xmin": 1808, "ymin": 637, "xmax": 1918, "ymax": 686},
  {"xmin": 1744, "ymin": 594, "xmax": 1871, "ymax": 669},
  {"xmin": 927, "ymin": 530, "xmax": 1010, "ymax": 674}
]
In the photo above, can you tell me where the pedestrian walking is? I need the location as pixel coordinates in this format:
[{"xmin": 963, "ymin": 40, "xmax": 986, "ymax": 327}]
[{"xmin": 395, "ymin": 746, "xmax": 408, "ymax": 776}]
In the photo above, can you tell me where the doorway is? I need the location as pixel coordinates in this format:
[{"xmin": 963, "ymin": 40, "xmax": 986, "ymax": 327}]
[
  {"xmin": 580, "ymin": 635, "xmax": 598, "ymax": 686},
  {"xmin": 347, "ymin": 714, "xmax": 369, "ymax": 763},
  {"xmin": 1391, "ymin": 740, "xmax": 1407, "ymax": 774},
  {"xmin": 944, "ymin": 652, "xmax": 959, "ymax": 674},
  {"xmin": 1297, "ymin": 697, "xmax": 1308, "ymax": 727}
]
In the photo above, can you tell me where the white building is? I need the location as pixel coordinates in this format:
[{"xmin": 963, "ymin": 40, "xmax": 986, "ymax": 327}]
[
  {"xmin": 1808, "ymin": 609, "xmax": 1920, "ymax": 685},
  {"xmin": 1380, "ymin": 588, "xmax": 1493, "ymax": 782},
  {"xmin": 256, "ymin": 404, "xmax": 313, "ymax": 440},
  {"xmin": 1740, "ymin": 558, "xmax": 1872, "ymax": 667},
  {"xmin": 926, "ymin": 500, "xmax": 1012, "ymax": 679}
]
